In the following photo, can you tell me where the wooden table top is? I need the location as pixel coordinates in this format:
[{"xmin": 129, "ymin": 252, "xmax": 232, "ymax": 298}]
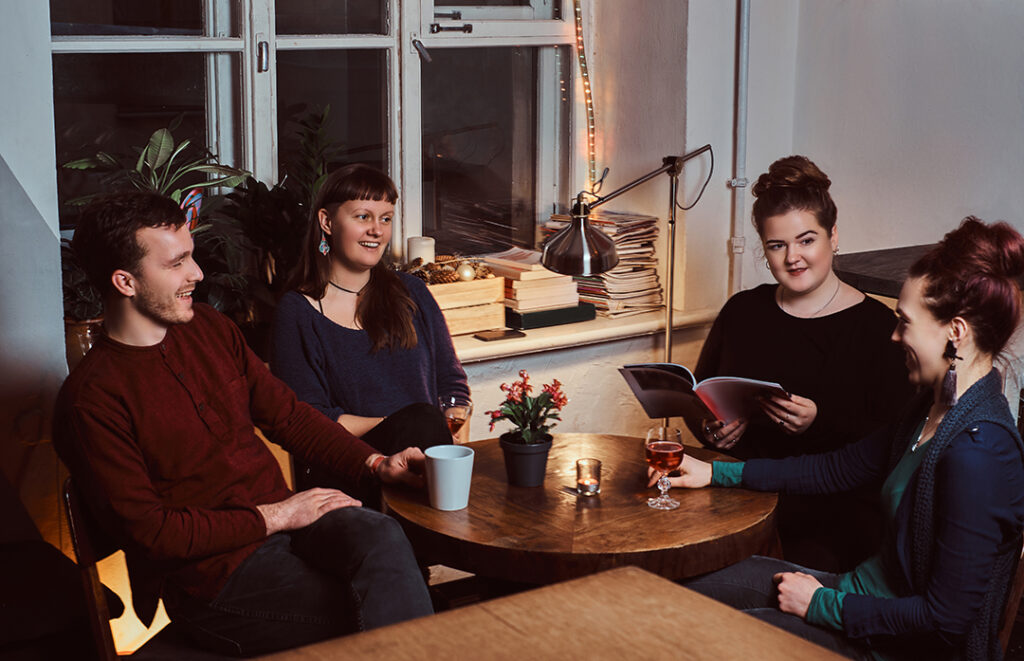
[
  {"xmin": 383, "ymin": 433, "xmax": 779, "ymax": 583},
  {"xmin": 257, "ymin": 566, "xmax": 843, "ymax": 661}
]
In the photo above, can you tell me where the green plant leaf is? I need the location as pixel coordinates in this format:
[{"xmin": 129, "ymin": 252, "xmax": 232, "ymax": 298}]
[
  {"xmin": 146, "ymin": 128, "xmax": 175, "ymax": 170},
  {"xmin": 62, "ymin": 157, "xmax": 102, "ymax": 170},
  {"xmin": 95, "ymin": 151, "xmax": 119, "ymax": 168}
]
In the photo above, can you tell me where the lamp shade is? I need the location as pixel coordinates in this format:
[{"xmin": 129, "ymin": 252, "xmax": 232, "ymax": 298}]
[{"xmin": 541, "ymin": 202, "xmax": 619, "ymax": 276}]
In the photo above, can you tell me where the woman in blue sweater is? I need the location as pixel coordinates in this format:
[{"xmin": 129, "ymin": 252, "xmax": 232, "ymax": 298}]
[
  {"xmin": 272, "ymin": 164, "xmax": 469, "ymax": 491},
  {"xmin": 658, "ymin": 218, "xmax": 1024, "ymax": 659}
]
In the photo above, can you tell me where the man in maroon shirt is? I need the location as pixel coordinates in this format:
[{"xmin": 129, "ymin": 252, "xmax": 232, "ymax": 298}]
[{"xmin": 54, "ymin": 192, "xmax": 434, "ymax": 656}]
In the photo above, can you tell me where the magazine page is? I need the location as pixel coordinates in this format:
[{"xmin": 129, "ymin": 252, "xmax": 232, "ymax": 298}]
[
  {"xmin": 694, "ymin": 377, "xmax": 788, "ymax": 423},
  {"xmin": 618, "ymin": 364, "xmax": 712, "ymax": 422}
]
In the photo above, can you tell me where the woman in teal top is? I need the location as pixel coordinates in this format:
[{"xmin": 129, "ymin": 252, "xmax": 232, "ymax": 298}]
[{"xmin": 659, "ymin": 218, "xmax": 1024, "ymax": 660}]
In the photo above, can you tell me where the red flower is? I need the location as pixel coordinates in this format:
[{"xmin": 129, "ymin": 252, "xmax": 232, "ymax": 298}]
[{"xmin": 542, "ymin": 379, "xmax": 568, "ymax": 409}]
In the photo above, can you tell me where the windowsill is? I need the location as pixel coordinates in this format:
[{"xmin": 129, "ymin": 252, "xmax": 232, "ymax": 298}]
[{"xmin": 452, "ymin": 307, "xmax": 719, "ymax": 364}]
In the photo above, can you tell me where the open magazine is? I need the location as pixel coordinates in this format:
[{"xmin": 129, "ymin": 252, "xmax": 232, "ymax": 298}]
[{"xmin": 618, "ymin": 363, "xmax": 788, "ymax": 425}]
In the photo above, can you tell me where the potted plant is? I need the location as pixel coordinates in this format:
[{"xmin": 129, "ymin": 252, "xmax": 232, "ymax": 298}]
[
  {"xmin": 61, "ymin": 239, "xmax": 104, "ymax": 370},
  {"xmin": 486, "ymin": 370, "xmax": 568, "ymax": 487}
]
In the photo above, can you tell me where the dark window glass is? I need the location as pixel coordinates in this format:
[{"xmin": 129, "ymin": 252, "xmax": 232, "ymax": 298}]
[
  {"xmin": 421, "ymin": 46, "xmax": 568, "ymax": 253},
  {"xmin": 276, "ymin": 50, "xmax": 388, "ymax": 202},
  {"xmin": 276, "ymin": 1, "xmax": 387, "ymax": 35},
  {"xmin": 53, "ymin": 52, "xmax": 241, "ymax": 228},
  {"xmin": 435, "ymin": 0, "xmax": 560, "ymax": 20},
  {"xmin": 49, "ymin": 0, "xmax": 236, "ymax": 36}
]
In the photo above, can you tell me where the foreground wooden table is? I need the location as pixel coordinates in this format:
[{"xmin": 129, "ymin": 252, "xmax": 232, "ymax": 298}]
[
  {"xmin": 384, "ymin": 433, "xmax": 779, "ymax": 584},
  {"xmin": 257, "ymin": 566, "xmax": 842, "ymax": 660}
]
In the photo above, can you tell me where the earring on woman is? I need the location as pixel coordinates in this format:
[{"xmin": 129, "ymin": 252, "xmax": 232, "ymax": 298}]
[
  {"xmin": 941, "ymin": 339, "xmax": 963, "ymax": 407},
  {"xmin": 765, "ymin": 258, "xmax": 771, "ymax": 270},
  {"xmin": 318, "ymin": 232, "xmax": 330, "ymax": 256}
]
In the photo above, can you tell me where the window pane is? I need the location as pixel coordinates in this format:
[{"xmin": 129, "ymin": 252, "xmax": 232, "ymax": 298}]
[
  {"xmin": 422, "ymin": 46, "xmax": 569, "ymax": 253},
  {"xmin": 276, "ymin": 1, "xmax": 387, "ymax": 35},
  {"xmin": 50, "ymin": 0, "xmax": 238, "ymax": 37},
  {"xmin": 53, "ymin": 52, "xmax": 242, "ymax": 228},
  {"xmin": 276, "ymin": 50, "xmax": 388, "ymax": 199},
  {"xmin": 433, "ymin": 1, "xmax": 560, "ymax": 20}
]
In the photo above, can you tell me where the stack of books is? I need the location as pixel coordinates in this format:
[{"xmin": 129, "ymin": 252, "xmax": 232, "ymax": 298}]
[
  {"xmin": 481, "ymin": 248, "xmax": 596, "ymax": 329},
  {"xmin": 543, "ymin": 210, "xmax": 664, "ymax": 318}
]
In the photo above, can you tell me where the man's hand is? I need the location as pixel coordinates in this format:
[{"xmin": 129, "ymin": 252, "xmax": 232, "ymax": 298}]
[
  {"xmin": 257, "ymin": 488, "xmax": 361, "ymax": 535},
  {"xmin": 376, "ymin": 446, "xmax": 426, "ymax": 488},
  {"xmin": 773, "ymin": 572, "xmax": 822, "ymax": 618}
]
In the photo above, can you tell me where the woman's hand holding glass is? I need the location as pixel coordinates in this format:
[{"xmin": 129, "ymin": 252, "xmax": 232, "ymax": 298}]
[
  {"xmin": 701, "ymin": 417, "xmax": 748, "ymax": 450},
  {"xmin": 758, "ymin": 393, "xmax": 817, "ymax": 435},
  {"xmin": 646, "ymin": 453, "xmax": 713, "ymax": 489}
]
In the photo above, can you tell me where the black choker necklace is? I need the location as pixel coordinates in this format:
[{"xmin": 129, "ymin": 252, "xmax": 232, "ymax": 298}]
[{"xmin": 328, "ymin": 280, "xmax": 366, "ymax": 295}]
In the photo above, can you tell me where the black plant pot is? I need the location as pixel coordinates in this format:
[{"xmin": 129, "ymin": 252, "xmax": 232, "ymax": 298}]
[{"xmin": 499, "ymin": 433, "xmax": 553, "ymax": 487}]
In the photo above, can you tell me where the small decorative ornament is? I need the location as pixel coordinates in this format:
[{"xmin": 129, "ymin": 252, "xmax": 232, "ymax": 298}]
[
  {"xmin": 179, "ymin": 188, "xmax": 203, "ymax": 230},
  {"xmin": 318, "ymin": 233, "xmax": 330, "ymax": 256},
  {"xmin": 456, "ymin": 262, "xmax": 477, "ymax": 281}
]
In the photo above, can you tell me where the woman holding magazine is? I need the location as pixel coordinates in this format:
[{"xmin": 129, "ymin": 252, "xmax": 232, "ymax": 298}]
[
  {"xmin": 692, "ymin": 155, "xmax": 913, "ymax": 571},
  {"xmin": 658, "ymin": 218, "xmax": 1024, "ymax": 660},
  {"xmin": 271, "ymin": 164, "xmax": 469, "ymax": 494}
]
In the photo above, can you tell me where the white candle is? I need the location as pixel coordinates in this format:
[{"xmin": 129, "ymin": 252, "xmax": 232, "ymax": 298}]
[{"xmin": 407, "ymin": 236, "xmax": 435, "ymax": 264}]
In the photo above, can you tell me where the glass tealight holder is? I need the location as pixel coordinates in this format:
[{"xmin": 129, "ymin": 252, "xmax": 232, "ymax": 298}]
[{"xmin": 576, "ymin": 458, "xmax": 601, "ymax": 497}]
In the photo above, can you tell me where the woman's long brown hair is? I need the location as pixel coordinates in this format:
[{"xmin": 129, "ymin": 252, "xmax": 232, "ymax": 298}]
[{"xmin": 288, "ymin": 164, "xmax": 418, "ymax": 353}]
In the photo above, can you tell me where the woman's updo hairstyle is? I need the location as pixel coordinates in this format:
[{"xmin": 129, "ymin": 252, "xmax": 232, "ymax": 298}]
[
  {"xmin": 751, "ymin": 155, "xmax": 837, "ymax": 238},
  {"xmin": 909, "ymin": 217, "xmax": 1024, "ymax": 356}
]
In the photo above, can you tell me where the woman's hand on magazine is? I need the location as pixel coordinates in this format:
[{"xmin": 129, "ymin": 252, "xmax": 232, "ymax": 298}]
[
  {"xmin": 702, "ymin": 417, "xmax": 748, "ymax": 450},
  {"xmin": 758, "ymin": 393, "xmax": 817, "ymax": 435},
  {"xmin": 647, "ymin": 454, "xmax": 712, "ymax": 489}
]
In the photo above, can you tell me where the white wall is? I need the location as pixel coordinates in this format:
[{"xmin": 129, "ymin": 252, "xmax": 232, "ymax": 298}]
[
  {"xmin": 793, "ymin": 1, "xmax": 1024, "ymax": 251},
  {"xmin": 0, "ymin": 2, "xmax": 67, "ymax": 543},
  {"xmin": 686, "ymin": 0, "xmax": 1024, "ymax": 295}
]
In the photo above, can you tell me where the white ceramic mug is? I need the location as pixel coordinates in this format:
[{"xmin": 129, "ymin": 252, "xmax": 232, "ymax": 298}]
[{"xmin": 424, "ymin": 445, "xmax": 474, "ymax": 511}]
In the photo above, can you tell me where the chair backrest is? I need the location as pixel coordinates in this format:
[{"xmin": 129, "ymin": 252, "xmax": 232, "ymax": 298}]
[
  {"xmin": 998, "ymin": 535, "xmax": 1024, "ymax": 654},
  {"xmin": 63, "ymin": 476, "xmax": 120, "ymax": 661},
  {"xmin": 1002, "ymin": 389, "xmax": 1024, "ymax": 653}
]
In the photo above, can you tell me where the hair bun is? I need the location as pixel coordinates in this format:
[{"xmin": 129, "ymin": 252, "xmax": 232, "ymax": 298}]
[{"xmin": 752, "ymin": 155, "xmax": 831, "ymax": 198}]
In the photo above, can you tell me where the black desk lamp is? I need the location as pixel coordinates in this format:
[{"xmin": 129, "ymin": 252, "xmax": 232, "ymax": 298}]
[{"xmin": 541, "ymin": 144, "xmax": 712, "ymax": 362}]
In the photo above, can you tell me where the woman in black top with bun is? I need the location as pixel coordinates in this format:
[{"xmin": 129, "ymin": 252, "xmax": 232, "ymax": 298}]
[{"xmin": 694, "ymin": 155, "xmax": 913, "ymax": 571}]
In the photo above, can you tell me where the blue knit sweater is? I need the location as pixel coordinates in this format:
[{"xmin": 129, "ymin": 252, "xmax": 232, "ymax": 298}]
[
  {"xmin": 270, "ymin": 272, "xmax": 469, "ymax": 422},
  {"xmin": 740, "ymin": 370, "xmax": 1024, "ymax": 658}
]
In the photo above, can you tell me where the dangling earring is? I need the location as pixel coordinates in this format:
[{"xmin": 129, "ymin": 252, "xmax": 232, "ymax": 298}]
[
  {"xmin": 940, "ymin": 339, "xmax": 962, "ymax": 407},
  {"xmin": 764, "ymin": 258, "xmax": 771, "ymax": 270},
  {"xmin": 318, "ymin": 232, "xmax": 330, "ymax": 256}
]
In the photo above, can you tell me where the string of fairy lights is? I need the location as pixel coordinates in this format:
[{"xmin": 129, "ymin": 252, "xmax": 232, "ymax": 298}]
[{"xmin": 573, "ymin": 0, "xmax": 597, "ymax": 191}]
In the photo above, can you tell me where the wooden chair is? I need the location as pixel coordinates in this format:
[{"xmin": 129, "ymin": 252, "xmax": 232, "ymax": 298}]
[
  {"xmin": 62, "ymin": 477, "xmax": 230, "ymax": 660},
  {"xmin": 1000, "ymin": 389, "xmax": 1024, "ymax": 653}
]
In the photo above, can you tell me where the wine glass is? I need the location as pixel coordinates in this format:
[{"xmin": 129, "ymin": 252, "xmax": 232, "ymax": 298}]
[
  {"xmin": 439, "ymin": 394, "xmax": 473, "ymax": 439},
  {"xmin": 645, "ymin": 427, "xmax": 684, "ymax": 510}
]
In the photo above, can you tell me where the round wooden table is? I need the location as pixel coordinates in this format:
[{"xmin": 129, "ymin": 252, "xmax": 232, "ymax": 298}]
[{"xmin": 383, "ymin": 433, "xmax": 779, "ymax": 584}]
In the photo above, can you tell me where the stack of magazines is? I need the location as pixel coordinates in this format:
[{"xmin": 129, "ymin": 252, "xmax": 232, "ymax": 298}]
[{"xmin": 543, "ymin": 210, "xmax": 664, "ymax": 318}]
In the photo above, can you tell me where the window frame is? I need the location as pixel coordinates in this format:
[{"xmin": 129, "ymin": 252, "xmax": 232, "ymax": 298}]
[{"xmin": 50, "ymin": 0, "xmax": 581, "ymax": 256}]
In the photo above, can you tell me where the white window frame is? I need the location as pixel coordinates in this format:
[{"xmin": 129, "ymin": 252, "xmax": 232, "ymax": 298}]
[{"xmin": 50, "ymin": 0, "xmax": 581, "ymax": 256}]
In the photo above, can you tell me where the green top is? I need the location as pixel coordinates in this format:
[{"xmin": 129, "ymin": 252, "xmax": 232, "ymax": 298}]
[{"xmin": 710, "ymin": 420, "xmax": 929, "ymax": 657}]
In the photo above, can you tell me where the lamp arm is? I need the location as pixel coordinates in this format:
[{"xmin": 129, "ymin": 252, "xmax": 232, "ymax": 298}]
[{"xmin": 586, "ymin": 144, "xmax": 712, "ymax": 211}]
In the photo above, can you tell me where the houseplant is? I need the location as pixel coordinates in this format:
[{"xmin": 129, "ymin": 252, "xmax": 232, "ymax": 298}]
[
  {"xmin": 486, "ymin": 370, "xmax": 568, "ymax": 487},
  {"xmin": 61, "ymin": 239, "xmax": 104, "ymax": 370}
]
